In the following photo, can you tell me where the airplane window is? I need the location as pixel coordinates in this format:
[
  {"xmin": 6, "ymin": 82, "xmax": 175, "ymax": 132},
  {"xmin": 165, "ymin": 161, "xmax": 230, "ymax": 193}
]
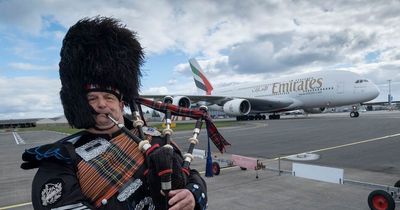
[{"xmin": 356, "ymin": 80, "xmax": 370, "ymax": 83}]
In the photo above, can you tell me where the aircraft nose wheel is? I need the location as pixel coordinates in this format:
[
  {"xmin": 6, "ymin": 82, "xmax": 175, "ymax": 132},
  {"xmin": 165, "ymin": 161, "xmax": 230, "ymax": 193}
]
[
  {"xmin": 367, "ymin": 190, "xmax": 395, "ymax": 210},
  {"xmin": 350, "ymin": 111, "xmax": 359, "ymax": 118}
]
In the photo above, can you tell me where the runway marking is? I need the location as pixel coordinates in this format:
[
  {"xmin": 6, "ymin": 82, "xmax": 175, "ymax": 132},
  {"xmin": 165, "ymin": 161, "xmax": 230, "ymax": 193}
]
[
  {"xmin": 11, "ymin": 132, "xmax": 25, "ymax": 144},
  {"xmin": 274, "ymin": 132, "xmax": 400, "ymax": 160},
  {"xmin": 0, "ymin": 202, "xmax": 31, "ymax": 210}
]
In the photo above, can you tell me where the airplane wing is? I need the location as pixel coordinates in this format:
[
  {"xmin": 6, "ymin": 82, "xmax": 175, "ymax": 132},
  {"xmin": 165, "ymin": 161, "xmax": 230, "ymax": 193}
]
[
  {"xmin": 140, "ymin": 94, "xmax": 229, "ymax": 105},
  {"xmin": 140, "ymin": 94, "xmax": 295, "ymax": 113},
  {"xmin": 245, "ymin": 97, "xmax": 294, "ymax": 111}
]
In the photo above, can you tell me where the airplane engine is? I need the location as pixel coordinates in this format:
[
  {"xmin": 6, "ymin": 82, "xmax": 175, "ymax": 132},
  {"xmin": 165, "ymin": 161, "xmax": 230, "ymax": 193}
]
[
  {"xmin": 223, "ymin": 99, "xmax": 251, "ymax": 116},
  {"xmin": 303, "ymin": 107, "xmax": 325, "ymax": 114},
  {"xmin": 164, "ymin": 96, "xmax": 191, "ymax": 108}
]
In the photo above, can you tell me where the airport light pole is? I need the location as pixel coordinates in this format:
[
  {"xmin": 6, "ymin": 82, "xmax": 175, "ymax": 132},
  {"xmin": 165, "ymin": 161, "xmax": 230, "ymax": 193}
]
[{"xmin": 388, "ymin": 79, "xmax": 392, "ymax": 105}]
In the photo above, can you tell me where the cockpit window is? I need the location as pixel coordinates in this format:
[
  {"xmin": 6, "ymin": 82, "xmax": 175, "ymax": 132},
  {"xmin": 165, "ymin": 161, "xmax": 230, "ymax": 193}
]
[{"xmin": 355, "ymin": 79, "xmax": 369, "ymax": 83}]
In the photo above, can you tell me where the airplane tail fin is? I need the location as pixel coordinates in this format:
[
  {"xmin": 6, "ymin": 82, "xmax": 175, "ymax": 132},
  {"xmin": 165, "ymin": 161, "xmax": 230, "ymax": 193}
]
[{"xmin": 189, "ymin": 58, "xmax": 213, "ymax": 95}]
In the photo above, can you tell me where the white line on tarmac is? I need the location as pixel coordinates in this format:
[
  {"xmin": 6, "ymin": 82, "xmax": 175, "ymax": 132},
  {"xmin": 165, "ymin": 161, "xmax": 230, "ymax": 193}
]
[
  {"xmin": 274, "ymin": 132, "xmax": 400, "ymax": 160},
  {"xmin": 0, "ymin": 202, "xmax": 31, "ymax": 210},
  {"xmin": 11, "ymin": 132, "xmax": 25, "ymax": 144}
]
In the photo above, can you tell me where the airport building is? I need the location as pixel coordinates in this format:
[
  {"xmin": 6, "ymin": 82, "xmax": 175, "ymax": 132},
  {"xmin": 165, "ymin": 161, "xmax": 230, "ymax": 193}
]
[
  {"xmin": 0, "ymin": 119, "xmax": 39, "ymax": 129},
  {"xmin": 0, "ymin": 116, "xmax": 68, "ymax": 129}
]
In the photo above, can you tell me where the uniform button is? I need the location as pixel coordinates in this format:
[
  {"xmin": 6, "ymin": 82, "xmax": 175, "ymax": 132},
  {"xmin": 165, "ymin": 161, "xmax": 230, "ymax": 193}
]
[
  {"xmin": 101, "ymin": 199, "xmax": 108, "ymax": 205},
  {"xmin": 193, "ymin": 184, "xmax": 199, "ymax": 189}
]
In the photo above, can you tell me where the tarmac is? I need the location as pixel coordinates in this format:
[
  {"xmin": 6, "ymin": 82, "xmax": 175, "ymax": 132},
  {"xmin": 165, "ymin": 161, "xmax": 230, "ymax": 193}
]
[
  {"xmin": 1, "ymin": 110, "xmax": 400, "ymax": 209},
  {"xmin": 191, "ymin": 154, "xmax": 399, "ymax": 210}
]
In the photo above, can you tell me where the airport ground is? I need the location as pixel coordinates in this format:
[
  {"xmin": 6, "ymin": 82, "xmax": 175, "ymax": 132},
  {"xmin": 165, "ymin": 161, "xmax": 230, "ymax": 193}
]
[{"xmin": 0, "ymin": 110, "xmax": 399, "ymax": 209}]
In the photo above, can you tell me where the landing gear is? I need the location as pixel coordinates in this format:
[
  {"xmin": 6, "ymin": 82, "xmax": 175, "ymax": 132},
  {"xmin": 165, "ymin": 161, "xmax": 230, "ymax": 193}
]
[
  {"xmin": 236, "ymin": 114, "xmax": 267, "ymax": 121},
  {"xmin": 350, "ymin": 111, "xmax": 359, "ymax": 118},
  {"xmin": 268, "ymin": 114, "xmax": 280, "ymax": 120},
  {"xmin": 350, "ymin": 105, "xmax": 360, "ymax": 118},
  {"xmin": 254, "ymin": 114, "xmax": 266, "ymax": 120}
]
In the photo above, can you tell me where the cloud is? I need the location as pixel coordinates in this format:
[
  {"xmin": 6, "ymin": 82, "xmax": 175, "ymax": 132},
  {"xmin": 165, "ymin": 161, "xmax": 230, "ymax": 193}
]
[
  {"xmin": 167, "ymin": 79, "xmax": 177, "ymax": 85},
  {"xmin": 0, "ymin": 76, "xmax": 63, "ymax": 119},
  {"xmin": 226, "ymin": 28, "xmax": 378, "ymax": 75},
  {"xmin": 229, "ymin": 40, "xmax": 281, "ymax": 74},
  {"xmin": 2, "ymin": 0, "xmax": 400, "ymax": 118},
  {"xmin": 143, "ymin": 86, "xmax": 169, "ymax": 95},
  {"xmin": 0, "ymin": 0, "xmax": 45, "ymax": 35},
  {"xmin": 9, "ymin": 62, "xmax": 57, "ymax": 71}
]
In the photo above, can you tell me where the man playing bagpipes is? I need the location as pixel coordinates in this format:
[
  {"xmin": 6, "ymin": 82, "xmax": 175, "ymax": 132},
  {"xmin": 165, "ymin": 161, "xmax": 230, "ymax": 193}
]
[{"xmin": 20, "ymin": 16, "xmax": 229, "ymax": 210}]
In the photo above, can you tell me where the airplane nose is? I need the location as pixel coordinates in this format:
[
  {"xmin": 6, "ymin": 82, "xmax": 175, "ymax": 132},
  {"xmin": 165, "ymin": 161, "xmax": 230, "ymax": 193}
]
[{"xmin": 371, "ymin": 83, "xmax": 380, "ymax": 98}]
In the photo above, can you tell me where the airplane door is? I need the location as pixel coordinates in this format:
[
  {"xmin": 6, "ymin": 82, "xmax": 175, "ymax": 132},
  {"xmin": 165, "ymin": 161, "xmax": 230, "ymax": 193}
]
[{"xmin": 336, "ymin": 82, "xmax": 344, "ymax": 94}]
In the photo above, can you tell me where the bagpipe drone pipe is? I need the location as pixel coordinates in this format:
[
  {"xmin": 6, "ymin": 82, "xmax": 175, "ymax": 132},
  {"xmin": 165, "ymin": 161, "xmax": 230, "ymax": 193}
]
[{"xmin": 107, "ymin": 97, "xmax": 230, "ymax": 209}]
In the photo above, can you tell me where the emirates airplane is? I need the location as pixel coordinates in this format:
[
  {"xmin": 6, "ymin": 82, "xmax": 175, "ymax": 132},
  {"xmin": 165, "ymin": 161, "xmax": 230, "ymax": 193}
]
[{"xmin": 141, "ymin": 58, "xmax": 380, "ymax": 120}]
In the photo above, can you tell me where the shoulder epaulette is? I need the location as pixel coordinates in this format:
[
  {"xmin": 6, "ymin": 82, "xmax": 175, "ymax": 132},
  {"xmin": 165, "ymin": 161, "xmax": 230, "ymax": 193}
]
[{"xmin": 20, "ymin": 131, "xmax": 85, "ymax": 170}]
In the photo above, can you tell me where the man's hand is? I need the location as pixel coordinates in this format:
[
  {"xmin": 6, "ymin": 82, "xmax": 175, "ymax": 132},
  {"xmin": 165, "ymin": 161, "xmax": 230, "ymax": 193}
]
[{"xmin": 168, "ymin": 189, "xmax": 195, "ymax": 210}]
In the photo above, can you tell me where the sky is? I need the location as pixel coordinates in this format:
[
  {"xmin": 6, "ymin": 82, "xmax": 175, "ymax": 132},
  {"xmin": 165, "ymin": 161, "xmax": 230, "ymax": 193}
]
[{"xmin": 1, "ymin": 0, "xmax": 400, "ymax": 120}]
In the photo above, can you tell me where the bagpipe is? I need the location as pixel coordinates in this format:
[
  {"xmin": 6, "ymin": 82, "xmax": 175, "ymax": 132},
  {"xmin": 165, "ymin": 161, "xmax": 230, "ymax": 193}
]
[{"xmin": 107, "ymin": 96, "xmax": 230, "ymax": 209}]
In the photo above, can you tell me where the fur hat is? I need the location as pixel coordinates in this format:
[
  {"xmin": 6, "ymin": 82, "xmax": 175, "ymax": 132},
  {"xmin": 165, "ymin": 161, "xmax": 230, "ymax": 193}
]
[{"xmin": 59, "ymin": 16, "xmax": 144, "ymax": 128}]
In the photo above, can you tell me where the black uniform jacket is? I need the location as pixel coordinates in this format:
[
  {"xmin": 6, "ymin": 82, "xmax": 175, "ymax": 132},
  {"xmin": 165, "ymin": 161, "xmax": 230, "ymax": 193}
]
[{"xmin": 21, "ymin": 123, "xmax": 207, "ymax": 210}]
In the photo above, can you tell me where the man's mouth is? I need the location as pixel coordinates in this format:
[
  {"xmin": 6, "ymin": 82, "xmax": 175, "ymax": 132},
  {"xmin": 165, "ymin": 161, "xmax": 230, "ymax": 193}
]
[
  {"xmin": 97, "ymin": 112, "xmax": 110, "ymax": 117},
  {"xmin": 96, "ymin": 114, "xmax": 113, "ymax": 122}
]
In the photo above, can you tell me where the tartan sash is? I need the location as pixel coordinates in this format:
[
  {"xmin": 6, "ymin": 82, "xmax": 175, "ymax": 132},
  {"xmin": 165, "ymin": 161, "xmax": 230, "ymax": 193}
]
[{"xmin": 77, "ymin": 129, "xmax": 150, "ymax": 207}]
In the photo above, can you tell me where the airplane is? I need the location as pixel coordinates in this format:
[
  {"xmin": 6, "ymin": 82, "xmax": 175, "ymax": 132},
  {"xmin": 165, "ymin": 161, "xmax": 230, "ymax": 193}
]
[{"xmin": 141, "ymin": 58, "xmax": 380, "ymax": 120}]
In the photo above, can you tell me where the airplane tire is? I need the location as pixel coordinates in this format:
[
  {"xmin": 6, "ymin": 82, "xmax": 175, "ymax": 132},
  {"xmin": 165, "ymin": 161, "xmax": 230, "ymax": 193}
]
[
  {"xmin": 355, "ymin": 112, "xmax": 359, "ymax": 117},
  {"xmin": 240, "ymin": 167, "xmax": 247, "ymax": 170},
  {"xmin": 350, "ymin": 112, "xmax": 355, "ymax": 118},
  {"xmin": 394, "ymin": 180, "xmax": 400, "ymax": 188},
  {"xmin": 212, "ymin": 162, "xmax": 221, "ymax": 176},
  {"xmin": 269, "ymin": 114, "xmax": 280, "ymax": 120},
  {"xmin": 262, "ymin": 115, "xmax": 266, "ymax": 120},
  {"xmin": 367, "ymin": 190, "xmax": 395, "ymax": 210}
]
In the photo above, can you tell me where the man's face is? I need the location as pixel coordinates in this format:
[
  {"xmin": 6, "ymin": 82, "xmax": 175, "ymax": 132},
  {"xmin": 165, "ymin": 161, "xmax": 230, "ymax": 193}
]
[{"xmin": 87, "ymin": 91, "xmax": 124, "ymax": 131}]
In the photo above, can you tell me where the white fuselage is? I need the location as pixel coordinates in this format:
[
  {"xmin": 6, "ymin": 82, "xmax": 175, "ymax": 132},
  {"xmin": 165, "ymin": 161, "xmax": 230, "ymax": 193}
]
[{"xmin": 214, "ymin": 71, "xmax": 379, "ymax": 113}]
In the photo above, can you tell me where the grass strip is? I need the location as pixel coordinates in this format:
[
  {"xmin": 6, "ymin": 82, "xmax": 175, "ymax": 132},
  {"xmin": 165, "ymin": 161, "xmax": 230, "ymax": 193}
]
[{"xmin": 15, "ymin": 120, "xmax": 241, "ymax": 134}]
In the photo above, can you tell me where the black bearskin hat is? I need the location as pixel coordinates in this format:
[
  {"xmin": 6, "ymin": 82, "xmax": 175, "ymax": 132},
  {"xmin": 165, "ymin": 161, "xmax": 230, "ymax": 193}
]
[{"xmin": 59, "ymin": 16, "xmax": 144, "ymax": 128}]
